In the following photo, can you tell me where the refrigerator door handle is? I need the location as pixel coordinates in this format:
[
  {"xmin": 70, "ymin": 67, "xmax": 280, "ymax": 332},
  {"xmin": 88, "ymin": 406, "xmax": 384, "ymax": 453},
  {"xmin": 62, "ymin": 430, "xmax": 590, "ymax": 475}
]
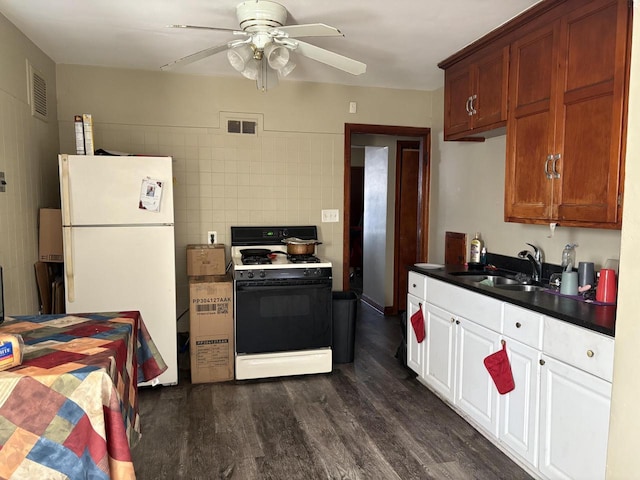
[
  {"xmin": 60, "ymin": 155, "xmax": 74, "ymax": 302},
  {"xmin": 63, "ymin": 227, "xmax": 75, "ymax": 303},
  {"xmin": 60, "ymin": 155, "xmax": 72, "ymax": 227}
]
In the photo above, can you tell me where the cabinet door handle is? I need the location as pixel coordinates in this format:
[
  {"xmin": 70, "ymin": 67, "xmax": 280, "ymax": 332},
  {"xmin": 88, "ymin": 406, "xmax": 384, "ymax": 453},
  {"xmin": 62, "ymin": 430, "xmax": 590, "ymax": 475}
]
[
  {"xmin": 552, "ymin": 154, "xmax": 561, "ymax": 179},
  {"xmin": 587, "ymin": 350, "xmax": 594, "ymax": 358},
  {"xmin": 515, "ymin": 322, "xmax": 522, "ymax": 328},
  {"xmin": 539, "ymin": 359, "xmax": 546, "ymax": 366},
  {"xmin": 412, "ymin": 283, "xmax": 417, "ymax": 288},
  {"xmin": 470, "ymin": 94, "xmax": 477, "ymax": 115},
  {"xmin": 456, "ymin": 320, "xmax": 460, "ymax": 325},
  {"xmin": 450, "ymin": 317, "xmax": 456, "ymax": 323},
  {"xmin": 544, "ymin": 154, "xmax": 553, "ymax": 179},
  {"xmin": 466, "ymin": 96, "xmax": 473, "ymax": 116}
]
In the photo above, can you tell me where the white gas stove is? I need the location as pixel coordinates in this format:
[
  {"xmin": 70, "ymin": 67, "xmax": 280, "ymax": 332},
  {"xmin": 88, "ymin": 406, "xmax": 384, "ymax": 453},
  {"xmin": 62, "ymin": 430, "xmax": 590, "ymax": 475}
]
[{"xmin": 230, "ymin": 226, "xmax": 333, "ymax": 380}]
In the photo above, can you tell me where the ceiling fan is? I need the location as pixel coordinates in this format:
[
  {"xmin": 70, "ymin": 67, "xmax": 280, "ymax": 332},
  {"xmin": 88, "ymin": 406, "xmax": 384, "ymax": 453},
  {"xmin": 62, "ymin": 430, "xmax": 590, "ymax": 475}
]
[{"xmin": 160, "ymin": 0, "xmax": 367, "ymax": 91}]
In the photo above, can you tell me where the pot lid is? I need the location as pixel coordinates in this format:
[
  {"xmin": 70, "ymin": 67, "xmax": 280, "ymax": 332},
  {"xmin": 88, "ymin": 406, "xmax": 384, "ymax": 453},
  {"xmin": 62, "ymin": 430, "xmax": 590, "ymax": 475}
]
[{"xmin": 282, "ymin": 237, "xmax": 319, "ymax": 245}]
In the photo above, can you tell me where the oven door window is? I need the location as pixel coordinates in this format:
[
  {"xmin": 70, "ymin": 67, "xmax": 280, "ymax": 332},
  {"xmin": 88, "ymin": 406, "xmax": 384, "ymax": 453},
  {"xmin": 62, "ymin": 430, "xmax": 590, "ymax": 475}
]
[{"xmin": 235, "ymin": 282, "xmax": 332, "ymax": 354}]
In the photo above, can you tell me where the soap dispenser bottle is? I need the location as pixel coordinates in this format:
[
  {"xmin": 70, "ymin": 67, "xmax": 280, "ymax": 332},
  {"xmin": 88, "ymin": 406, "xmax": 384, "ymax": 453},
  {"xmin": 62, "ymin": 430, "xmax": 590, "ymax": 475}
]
[
  {"xmin": 561, "ymin": 244, "xmax": 577, "ymax": 270},
  {"xmin": 470, "ymin": 232, "xmax": 484, "ymax": 264}
]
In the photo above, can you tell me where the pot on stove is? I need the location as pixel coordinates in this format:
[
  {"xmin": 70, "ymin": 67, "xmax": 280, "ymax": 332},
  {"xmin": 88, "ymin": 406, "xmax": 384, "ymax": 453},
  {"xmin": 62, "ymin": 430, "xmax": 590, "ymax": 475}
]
[{"xmin": 282, "ymin": 237, "xmax": 322, "ymax": 255}]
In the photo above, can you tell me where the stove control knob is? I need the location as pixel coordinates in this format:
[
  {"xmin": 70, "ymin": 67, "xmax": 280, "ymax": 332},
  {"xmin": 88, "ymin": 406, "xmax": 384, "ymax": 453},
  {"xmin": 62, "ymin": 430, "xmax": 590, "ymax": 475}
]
[
  {"xmin": 247, "ymin": 271, "xmax": 254, "ymax": 279},
  {"xmin": 303, "ymin": 269, "xmax": 310, "ymax": 276},
  {"xmin": 259, "ymin": 271, "xmax": 266, "ymax": 278}
]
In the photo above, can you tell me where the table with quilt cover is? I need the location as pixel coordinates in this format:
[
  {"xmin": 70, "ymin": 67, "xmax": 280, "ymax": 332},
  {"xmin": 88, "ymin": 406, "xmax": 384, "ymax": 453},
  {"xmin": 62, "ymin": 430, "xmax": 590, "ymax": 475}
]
[{"xmin": 0, "ymin": 311, "xmax": 167, "ymax": 480}]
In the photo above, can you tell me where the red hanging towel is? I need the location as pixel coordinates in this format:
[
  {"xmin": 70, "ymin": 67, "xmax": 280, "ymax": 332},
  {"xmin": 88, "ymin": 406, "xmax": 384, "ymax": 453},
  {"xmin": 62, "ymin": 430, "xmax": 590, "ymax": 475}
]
[
  {"xmin": 483, "ymin": 340, "xmax": 515, "ymax": 394},
  {"xmin": 410, "ymin": 306, "xmax": 425, "ymax": 343}
]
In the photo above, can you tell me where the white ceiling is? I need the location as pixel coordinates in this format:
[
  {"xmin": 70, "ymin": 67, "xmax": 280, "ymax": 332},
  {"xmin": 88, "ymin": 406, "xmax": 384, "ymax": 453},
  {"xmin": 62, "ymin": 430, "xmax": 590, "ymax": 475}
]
[{"xmin": 0, "ymin": 0, "xmax": 541, "ymax": 91}]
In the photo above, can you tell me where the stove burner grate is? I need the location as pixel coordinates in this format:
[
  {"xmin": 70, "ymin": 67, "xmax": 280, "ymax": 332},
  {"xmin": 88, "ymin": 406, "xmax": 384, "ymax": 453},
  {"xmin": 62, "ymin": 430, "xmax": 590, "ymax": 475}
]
[
  {"xmin": 242, "ymin": 255, "xmax": 272, "ymax": 265},
  {"xmin": 288, "ymin": 254, "xmax": 320, "ymax": 264}
]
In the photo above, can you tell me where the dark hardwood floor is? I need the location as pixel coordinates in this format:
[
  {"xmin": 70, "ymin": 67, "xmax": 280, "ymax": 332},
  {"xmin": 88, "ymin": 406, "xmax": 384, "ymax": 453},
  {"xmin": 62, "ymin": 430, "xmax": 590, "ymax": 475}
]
[{"xmin": 132, "ymin": 300, "xmax": 532, "ymax": 480}]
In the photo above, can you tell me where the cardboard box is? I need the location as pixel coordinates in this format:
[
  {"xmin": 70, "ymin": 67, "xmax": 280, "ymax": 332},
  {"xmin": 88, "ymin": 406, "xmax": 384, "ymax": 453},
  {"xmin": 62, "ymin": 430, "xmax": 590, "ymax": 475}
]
[
  {"xmin": 189, "ymin": 274, "xmax": 234, "ymax": 383},
  {"xmin": 39, "ymin": 208, "xmax": 63, "ymax": 263},
  {"xmin": 187, "ymin": 244, "xmax": 226, "ymax": 276}
]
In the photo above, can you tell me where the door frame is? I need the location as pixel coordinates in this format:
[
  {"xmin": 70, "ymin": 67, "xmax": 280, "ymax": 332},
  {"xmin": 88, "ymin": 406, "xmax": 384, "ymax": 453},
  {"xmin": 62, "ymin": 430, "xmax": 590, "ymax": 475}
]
[
  {"xmin": 343, "ymin": 124, "xmax": 431, "ymax": 302},
  {"xmin": 393, "ymin": 140, "xmax": 421, "ymax": 314}
]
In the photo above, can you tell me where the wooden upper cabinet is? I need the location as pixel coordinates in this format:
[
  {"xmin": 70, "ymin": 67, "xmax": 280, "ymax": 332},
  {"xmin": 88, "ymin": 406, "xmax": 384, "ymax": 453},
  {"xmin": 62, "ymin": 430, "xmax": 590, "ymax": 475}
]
[
  {"xmin": 443, "ymin": 46, "xmax": 509, "ymax": 140},
  {"xmin": 505, "ymin": 22, "xmax": 560, "ymax": 222},
  {"xmin": 505, "ymin": 0, "xmax": 629, "ymax": 228}
]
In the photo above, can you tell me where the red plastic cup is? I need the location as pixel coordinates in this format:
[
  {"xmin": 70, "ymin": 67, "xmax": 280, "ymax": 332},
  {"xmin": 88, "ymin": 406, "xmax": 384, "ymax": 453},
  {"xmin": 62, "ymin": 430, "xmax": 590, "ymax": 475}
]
[{"xmin": 596, "ymin": 269, "xmax": 617, "ymax": 303}]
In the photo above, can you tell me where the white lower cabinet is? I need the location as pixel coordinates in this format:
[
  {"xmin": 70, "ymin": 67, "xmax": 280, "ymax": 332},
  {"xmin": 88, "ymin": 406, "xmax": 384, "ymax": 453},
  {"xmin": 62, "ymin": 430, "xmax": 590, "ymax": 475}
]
[
  {"xmin": 498, "ymin": 338, "xmax": 541, "ymax": 467},
  {"xmin": 407, "ymin": 272, "xmax": 615, "ymax": 480},
  {"xmin": 406, "ymin": 293, "xmax": 425, "ymax": 375},
  {"xmin": 455, "ymin": 317, "xmax": 502, "ymax": 436},
  {"xmin": 423, "ymin": 302, "xmax": 456, "ymax": 402},
  {"xmin": 538, "ymin": 354, "xmax": 612, "ymax": 480}
]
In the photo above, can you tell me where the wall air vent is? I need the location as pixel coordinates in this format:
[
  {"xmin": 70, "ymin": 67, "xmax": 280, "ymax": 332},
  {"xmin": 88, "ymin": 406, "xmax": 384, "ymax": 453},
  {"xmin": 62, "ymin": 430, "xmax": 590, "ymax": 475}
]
[
  {"xmin": 27, "ymin": 61, "xmax": 47, "ymax": 121},
  {"xmin": 227, "ymin": 119, "xmax": 257, "ymax": 135}
]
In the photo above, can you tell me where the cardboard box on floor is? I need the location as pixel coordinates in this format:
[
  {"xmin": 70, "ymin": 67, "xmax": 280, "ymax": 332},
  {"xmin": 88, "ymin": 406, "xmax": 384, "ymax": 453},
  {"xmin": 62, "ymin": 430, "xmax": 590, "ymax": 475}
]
[
  {"xmin": 39, "ymin": 208, "xmax": 63, "ymax": 263},
  {"xmin": 186, "ymin": 244, "xmax": 226, "ymax": 276},
  {"xmin": 189, "ymin": 274, "xmax": 234, "ymax": 383}
]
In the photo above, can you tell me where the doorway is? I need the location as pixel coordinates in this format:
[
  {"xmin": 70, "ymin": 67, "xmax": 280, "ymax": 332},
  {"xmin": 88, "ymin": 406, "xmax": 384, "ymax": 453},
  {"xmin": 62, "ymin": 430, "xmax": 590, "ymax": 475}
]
[{"xmin": 343, "ymin": 124, "xmax": 431, "ymax": 314}]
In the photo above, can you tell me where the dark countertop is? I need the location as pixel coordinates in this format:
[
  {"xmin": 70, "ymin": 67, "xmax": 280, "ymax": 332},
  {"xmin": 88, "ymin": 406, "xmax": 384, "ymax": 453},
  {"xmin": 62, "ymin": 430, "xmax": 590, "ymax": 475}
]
[{"xmin": 409, "ymin": 264, "xmax": 616, "ymax": 337}]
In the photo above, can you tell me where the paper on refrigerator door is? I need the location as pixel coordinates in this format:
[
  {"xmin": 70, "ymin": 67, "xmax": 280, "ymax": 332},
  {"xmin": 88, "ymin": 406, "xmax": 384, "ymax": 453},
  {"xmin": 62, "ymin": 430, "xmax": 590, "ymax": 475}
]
[{"xmin": 139, "ymin": 177, "xmax": 164, "ymax": 212}]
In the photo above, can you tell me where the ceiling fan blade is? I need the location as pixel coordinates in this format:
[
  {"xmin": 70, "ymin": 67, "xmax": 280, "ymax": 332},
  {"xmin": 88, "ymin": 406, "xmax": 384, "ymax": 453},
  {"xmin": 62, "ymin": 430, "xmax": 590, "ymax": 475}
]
[
  {"xmin": 292, "ymin": 40, "xmax": 366, "ymax": 75},
  {"xmin": 277, "ymin": 23, "xmax": 343, "ymax": 38},
  {"xmin": 167, "ymin": 24, "xmax": 241, "ymax": 34},
  {"xmin": 161, "ymin": 42, "xmax": 231, "ymax": 71}
]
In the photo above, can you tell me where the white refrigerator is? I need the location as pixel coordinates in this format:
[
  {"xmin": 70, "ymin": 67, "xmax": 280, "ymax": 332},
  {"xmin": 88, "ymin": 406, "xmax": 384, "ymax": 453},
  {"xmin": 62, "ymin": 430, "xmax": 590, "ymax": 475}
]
[{"xmin": 59, "ymin": 154, "xmax": 177, "ymax": 386}]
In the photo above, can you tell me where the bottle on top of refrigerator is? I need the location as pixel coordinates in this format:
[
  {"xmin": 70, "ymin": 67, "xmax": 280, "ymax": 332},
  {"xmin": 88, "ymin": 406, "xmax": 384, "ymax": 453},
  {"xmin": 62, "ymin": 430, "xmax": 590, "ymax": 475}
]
[{"xmin": 470, "ymin": 232, "xmax": 484, "ymax": 264}]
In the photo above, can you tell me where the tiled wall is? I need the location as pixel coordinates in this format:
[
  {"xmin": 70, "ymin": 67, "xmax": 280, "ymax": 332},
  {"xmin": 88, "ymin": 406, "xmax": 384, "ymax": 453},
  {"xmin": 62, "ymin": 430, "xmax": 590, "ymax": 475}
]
[{"xmin": 59, "ymin": 120, "xmax": 345, "ymax": 329}]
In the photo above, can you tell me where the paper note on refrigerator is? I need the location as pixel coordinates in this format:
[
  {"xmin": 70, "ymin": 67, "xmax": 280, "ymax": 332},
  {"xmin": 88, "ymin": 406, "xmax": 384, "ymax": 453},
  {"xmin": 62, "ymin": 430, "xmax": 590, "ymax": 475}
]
[{"xmin": 139, "ymin": 177, "xmax": 163, "ymax": 212}]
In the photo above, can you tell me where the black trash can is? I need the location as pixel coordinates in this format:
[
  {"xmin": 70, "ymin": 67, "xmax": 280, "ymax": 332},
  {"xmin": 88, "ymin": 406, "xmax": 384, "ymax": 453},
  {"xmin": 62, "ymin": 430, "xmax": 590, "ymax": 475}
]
[{"xmin": 332, "ymin": 291, "xmax": 358, "ymax": 363}]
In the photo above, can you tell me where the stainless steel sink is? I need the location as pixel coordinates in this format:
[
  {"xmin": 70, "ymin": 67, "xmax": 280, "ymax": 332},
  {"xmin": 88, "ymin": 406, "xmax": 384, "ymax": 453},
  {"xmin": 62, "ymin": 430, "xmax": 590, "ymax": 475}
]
[
  {"xmin": 450, "ymin": 272, "xmax": 544, "ymax": 291},
  {"xmin": 451, "ymin": 273, "xmax": 521, "ymax": 286},
  {"xmin": 494, "ymin": 284, "xmax": 546, "ymax": 292}
]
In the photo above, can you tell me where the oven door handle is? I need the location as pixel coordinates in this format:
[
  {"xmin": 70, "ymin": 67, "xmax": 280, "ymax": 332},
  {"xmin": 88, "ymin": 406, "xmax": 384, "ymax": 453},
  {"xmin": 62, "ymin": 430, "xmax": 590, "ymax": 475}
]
[{"xmin": 236, "ymin": 281, "xmax": 332, "ymax": 291}]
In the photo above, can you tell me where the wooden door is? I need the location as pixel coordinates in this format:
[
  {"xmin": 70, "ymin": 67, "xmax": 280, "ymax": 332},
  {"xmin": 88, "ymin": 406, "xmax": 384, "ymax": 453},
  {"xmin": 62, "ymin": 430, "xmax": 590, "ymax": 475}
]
[
  {"xmin": 504, "ymin": 22, "xmax": 560, "ymax": 223},
  {"xmin": 553, "ymin": 0, "xmax": 627, "ymax": 226},
  {"xmin": 394, "ymin": 141, "xmax": 420, "ymax": 312}
]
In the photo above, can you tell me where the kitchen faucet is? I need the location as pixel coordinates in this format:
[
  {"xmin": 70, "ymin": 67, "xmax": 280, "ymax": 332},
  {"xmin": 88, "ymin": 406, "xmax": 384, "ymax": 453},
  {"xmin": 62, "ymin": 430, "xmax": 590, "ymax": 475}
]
[{"xmin": 518, "ymin": 243, "xmax": 544, "ymax": 282}]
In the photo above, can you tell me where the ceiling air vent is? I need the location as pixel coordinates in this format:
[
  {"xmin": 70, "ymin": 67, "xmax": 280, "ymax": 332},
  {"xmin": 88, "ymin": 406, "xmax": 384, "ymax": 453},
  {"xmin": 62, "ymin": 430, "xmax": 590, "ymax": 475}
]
[{"xmin": 27, "ymin": 61, "xmax": 47, "ymax": 121}]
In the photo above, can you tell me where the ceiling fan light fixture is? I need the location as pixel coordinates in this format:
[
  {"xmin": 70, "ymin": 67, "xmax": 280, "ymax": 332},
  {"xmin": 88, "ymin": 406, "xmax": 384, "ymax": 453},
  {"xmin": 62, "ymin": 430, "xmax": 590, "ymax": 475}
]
[
  {"xmin": 227, "ymin": 44, "xmax": 254, "ymax": 72},
  {"xmin": 265, "ymin": 42, "xmax": 290, "ymax": 70},
  {"xmin": 278, "ymin": 60, "xmax": 296, "ymax": 77},
  {"xmin": 240, "ymin": 58, "xmax": 260, "ymax": 80}
]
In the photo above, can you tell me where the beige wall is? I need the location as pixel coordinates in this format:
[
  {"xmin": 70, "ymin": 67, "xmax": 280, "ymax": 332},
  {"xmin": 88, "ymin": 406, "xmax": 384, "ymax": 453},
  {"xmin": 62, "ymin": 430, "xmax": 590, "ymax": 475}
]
[
  {"xmin": 55, "ymin": 64, "xmax": 432, "ymax": 327},
  {"xmin": 0, "ymin": 14, "xmax": 60, "ymax": 314}
]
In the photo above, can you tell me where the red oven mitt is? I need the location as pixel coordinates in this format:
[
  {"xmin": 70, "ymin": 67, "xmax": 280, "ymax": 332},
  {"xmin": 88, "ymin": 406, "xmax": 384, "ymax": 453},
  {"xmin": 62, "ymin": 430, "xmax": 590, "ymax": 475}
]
[
  {"xmin": 483, "ymin": 340, "xmax": 515, "ymax": 394},
  {"xmin": 410, "ymin": 306, "xmax": 425, "ymax": 343}
]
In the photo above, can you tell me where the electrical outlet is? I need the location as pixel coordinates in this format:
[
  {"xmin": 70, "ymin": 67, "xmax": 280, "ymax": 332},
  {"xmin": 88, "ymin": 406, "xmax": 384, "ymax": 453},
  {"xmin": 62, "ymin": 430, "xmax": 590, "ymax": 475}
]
[
  {"xmin": 207, "ymin": 231, "xmax": 217, "ymax": 244},
  {"xmin": 321, "ymin": 209, "xmax": 339, "ymax": 223}
]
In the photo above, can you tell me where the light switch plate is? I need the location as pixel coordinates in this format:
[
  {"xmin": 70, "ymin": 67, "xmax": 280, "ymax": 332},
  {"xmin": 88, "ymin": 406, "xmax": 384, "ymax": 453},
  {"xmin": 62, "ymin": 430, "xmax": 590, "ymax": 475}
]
[
  {"xmin": 321, "ymin": 209, "xmax": 339, "ymax": 223},
  {"xmin": 207, "ymin": 231, "xmax": 217, "ymax": 244}
]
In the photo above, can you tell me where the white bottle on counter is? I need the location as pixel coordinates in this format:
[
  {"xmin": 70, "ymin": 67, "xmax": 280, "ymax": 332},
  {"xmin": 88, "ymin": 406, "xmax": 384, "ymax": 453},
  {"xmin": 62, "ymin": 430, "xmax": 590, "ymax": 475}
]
[{"xmin": 470, "ymin": 232, "xmax": 484, "ymax": 264}]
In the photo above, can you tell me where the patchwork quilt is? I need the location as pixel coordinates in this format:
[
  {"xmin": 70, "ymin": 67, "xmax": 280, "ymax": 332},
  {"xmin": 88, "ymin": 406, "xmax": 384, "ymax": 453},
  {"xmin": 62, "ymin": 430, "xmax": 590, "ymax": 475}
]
[{"xmin": 0, "ymin": 311, "xmax": 167, "ymax": 480}]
